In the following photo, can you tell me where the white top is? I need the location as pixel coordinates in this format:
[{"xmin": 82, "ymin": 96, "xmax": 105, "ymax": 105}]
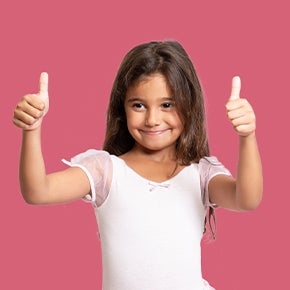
[{"xmin": 63, "ymin": 150, "xmax": 231, "ymax": 290}]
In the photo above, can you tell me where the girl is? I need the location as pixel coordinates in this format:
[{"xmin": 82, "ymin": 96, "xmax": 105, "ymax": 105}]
[{"xmin": 13, "ymin": 40, "xmax": 263, "ymax": 290}]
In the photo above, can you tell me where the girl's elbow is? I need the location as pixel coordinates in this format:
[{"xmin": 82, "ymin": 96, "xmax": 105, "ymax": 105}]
[
  {"xmin": 238, "ymin": 194, "xmax": 263, "ymax": 211},
  {"xmin": 240, "ymin": 202, "xmax": 260, "ymax": 211},
  {"xmin": 22, "ymin": 193, "xmax": 41, "ymax": 205},
  {"xmin": 21, "ymin": 189, "xmax": 47, "ymax": 205}
]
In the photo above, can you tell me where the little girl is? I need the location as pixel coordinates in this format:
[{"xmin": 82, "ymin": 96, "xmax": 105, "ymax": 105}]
[{"xmin": 13, "ymin": 40, "xmax": 263, "ymax": 290}]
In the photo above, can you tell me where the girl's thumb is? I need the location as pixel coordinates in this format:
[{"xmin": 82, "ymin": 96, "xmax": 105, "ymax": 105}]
[
  {"xmin": 39, "ymin": 72, "xmax": 49, "ymax": 96},
  {"xmin": 229, "ymin": 76, "xmax": 241, "ymax": 101},
  {"xmin": 37, "ymin": 72, "xmax": 49, "ymax": 116}
]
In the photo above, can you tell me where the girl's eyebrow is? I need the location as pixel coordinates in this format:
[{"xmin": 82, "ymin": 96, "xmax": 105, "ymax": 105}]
[
  {"xmin": 126, "ymin": 97, "xmax": 143, "ymax": 103},
  {"xmin": 126, "ymin": 97, "xmax": 174, "ymax": 103}
]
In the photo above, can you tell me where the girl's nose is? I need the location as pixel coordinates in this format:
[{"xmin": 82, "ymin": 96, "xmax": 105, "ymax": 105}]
[{"xmin": 145, "ymin": 109, "xmax": 161, "ymax": 127}]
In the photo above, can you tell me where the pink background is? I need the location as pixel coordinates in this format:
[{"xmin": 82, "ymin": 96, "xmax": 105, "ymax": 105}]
[{"xmin": 1, "ymin": 0, "xmax": 288, "ymax": 289}]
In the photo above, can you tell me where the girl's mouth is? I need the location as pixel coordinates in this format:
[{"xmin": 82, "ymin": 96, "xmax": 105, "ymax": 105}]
[{"xmin": 140, "ymin": 129, "xmax": 170, "ymax": 135}]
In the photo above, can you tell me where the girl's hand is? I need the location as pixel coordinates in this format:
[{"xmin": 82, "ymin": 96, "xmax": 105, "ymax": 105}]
[
  {"xmin": 226, "ymin": 76, "xmax": 256, "ymax": 137},
  {"xmin": 13, "ymin": 72, "xmax": 49, "ymax": 130}
]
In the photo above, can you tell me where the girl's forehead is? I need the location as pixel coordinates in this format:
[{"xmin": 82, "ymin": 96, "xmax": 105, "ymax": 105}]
[
  {"xmin": 126, "ymin": 73, "xmax": 172, "ymax": 97},
  {"xmin": 128, "ymin": 73, "xmax": 171, "ymax": 92}
]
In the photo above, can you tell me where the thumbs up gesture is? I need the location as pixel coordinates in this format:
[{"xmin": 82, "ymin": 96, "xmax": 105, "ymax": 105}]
[
  {"xmin": 13, "ymin": 72, "xmax": 49, "ymax": 130},
  {"xmin": 226, "ymin": 76, "xmax": 256, "ymax": 137}
]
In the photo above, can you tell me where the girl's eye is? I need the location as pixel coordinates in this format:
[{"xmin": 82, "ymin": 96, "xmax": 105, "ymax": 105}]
[
  {"xmin": 161, "ymin": 102, "xmax": 174, "ymax": 109},
  {"xmin": 132, "ymin": 103, "xmax": 145, "ymax": 110}
]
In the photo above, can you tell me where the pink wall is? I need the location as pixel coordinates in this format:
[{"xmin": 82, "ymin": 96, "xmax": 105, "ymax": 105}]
[{"xmin": 1, "ymin": 0, "xmax": 288, "ymax": 289}]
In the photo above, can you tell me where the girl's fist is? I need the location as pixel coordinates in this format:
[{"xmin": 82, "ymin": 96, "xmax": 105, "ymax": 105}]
[{"xmin": 13, "ymin": 72, "xmax": 49, "ymax": 130}]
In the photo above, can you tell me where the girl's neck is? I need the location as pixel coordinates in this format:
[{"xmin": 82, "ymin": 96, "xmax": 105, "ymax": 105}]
[{"xmin": 125, "ymin": 144, "xmax": 177, "ymax": 163}]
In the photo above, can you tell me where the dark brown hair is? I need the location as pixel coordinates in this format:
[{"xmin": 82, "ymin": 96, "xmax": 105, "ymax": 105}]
[{"xmin": 103, "ymin": 40, "xmax": 210, "ymax": 164}]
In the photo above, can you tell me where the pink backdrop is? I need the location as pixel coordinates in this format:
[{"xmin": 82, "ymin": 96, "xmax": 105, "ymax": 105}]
[{"xmin": 1, "ymin": 0, "xmax": 288, "ymax": 289}]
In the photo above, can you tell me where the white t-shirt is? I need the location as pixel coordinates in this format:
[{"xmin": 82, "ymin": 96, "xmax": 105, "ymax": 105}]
[{"xmin": 63, "ymin": 150, "xmax": 231, "ymax": 290}]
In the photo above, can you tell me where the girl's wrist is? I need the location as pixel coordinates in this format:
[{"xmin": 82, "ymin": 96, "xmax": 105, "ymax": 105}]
[
  {"xmin": 22, "ymin": 125, "xmax": 41, "ymax": 136},
  {"xmin": 239, "ymin": 131, "xmax": 256, "ymax": 139}
]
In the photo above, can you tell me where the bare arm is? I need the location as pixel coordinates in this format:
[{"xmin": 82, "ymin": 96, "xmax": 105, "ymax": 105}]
[
  {"xmin": 13, "ymin": 73, "xmax": 91, "ymax": 204},
  {"xmin": 209, "ymin": 77, "xmax": 263, "ymax": 211}
]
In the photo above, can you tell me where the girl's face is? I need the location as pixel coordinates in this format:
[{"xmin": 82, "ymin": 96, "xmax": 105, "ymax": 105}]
[{"xmin": 124, "ymin": 73, "xmax": 183, "ymax": 154}]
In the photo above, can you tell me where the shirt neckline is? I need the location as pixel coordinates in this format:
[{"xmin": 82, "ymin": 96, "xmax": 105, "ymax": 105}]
[{"xmin": 112, "ymin": 155, "xmax": 194, "ymax": 184}]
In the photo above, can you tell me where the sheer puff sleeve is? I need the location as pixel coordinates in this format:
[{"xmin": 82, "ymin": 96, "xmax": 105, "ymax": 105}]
[
  {"xmin": 198, "ymin": 156, "xmax": 232, "ymax": 208},
  {"xmin": 62, "ymin": 149, "xmax": 112, "ymax": 207}
]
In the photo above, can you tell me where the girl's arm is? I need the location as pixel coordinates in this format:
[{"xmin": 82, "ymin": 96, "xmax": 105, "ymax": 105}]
[
  {"xmin": 209, "ymin": 77, "xmax": 263, "ymax": 211},
  {"xmin": 13, "ymin": 73, "xmax": 91, "ymax": 205}
]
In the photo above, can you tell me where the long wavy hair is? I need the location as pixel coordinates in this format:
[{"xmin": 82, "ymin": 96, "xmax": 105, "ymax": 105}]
[{"xmin": 103, "ymin": 40, "xmax": 215, "ymax": 238}]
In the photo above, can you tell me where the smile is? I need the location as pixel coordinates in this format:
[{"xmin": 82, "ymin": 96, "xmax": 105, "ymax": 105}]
[{"xmin": 139, "ymin": 129, "xmax": 170, "ymax": 135}]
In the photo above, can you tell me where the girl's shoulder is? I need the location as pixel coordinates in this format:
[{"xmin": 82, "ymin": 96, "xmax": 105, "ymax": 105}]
[
  {"xmin": 68, "ymin": 149, "xmax": 113, "ymax": 183},
  {"xmin": 198, "ymin": 156, "xmax": 225, "ymax": 167},
  {"xmin": 197, "ymin": 155, "xmax": 231, "ymax": 181},
  {"xmin": 70, "ymin": 149, "xmax": 111, "ymax": 164}
]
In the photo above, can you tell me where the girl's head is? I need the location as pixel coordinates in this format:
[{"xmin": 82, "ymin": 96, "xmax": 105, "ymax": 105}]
[{"xmin": 103, "ymin": 40, "xmax": 209, "ymax": 164}]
